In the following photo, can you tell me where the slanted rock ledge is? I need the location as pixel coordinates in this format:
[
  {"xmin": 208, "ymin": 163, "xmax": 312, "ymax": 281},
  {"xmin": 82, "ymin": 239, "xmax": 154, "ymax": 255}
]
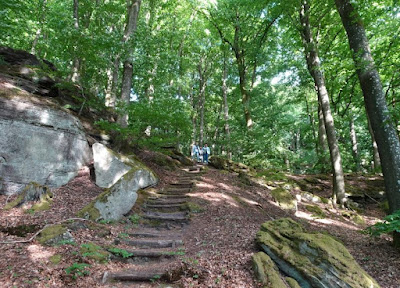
[{"xmin": 255, "ymin": 218, "xmax": 380, "ymax": 288}]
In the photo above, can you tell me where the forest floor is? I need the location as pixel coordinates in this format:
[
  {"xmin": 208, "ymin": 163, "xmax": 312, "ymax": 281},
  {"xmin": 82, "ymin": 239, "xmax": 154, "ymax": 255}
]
[{"xmin": 0, "ymin": 151, "xmax": 399, "ymax": 287}]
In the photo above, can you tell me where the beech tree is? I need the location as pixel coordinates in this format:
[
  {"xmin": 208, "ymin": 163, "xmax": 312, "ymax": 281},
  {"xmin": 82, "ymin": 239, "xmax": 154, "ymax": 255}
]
[
  {"xmin": 335, "ymin": 0, "xmax": 400, "ymax": 243},
  {"xmin": 299, "ymin": 0, "xmax": 346, "ymax": 205},
  {"xmin": 118, "ymin": 0, "xmax": 142, "ymax": 128}
]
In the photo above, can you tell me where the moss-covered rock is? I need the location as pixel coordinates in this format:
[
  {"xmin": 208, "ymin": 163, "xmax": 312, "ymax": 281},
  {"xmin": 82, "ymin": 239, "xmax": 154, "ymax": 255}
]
[
  {"xmin": 271, "ymin": 188, "xmax": 297, "ymax": 211},
  {"xmin": 77, "ymin": 162, "xmax": 157, "ymax": 221},
  {"xmin": 256, "ymin": 218, "xmax": 380, "ymax": 288},
  {"xmin": 4, "ymin": 182, "xmax": 52, "ymax": 210},
  {"xmin": 341, "ymin": 211, "xmax": 366, "ymax": 226},
  {"xmin": 252, "ymin": 251, "xmax": 286, "ymax": 287},
  {"xmin": 285, "ymin": 277, "xmax": 301, "ymax": 288},
  {"xmin": 209, "ymin": 156, "xmax": 253, "ymax": 174},
  {"xmin": 37, "ymin": 224, "xmax": 74, "ymax": 246},
  {"xmin": 305, "ymin": 205, "xmax": 326, "ymax": 218}
]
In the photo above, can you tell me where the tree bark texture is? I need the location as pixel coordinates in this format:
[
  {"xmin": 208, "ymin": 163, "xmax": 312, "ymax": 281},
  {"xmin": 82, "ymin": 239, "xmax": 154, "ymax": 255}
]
[
  {"xmin": 300, "ymin": 1, "xmax": 346, "ymax": 205},
  {"xmin": 69, "ymin": 0, "xmax": 80, "ymax": 83},
  {"xmin": 118, "ymin": 0, "xmax": 141, "ymax": 127},
  {"xmin": 350, "ymin": 116, "xmax": 360, "ymax": 171},
  {"xmin": 367, "ymin": 115, "xmax": 381, "ymax": 170},
  {"xmin": 105, "ymin": 56, "xmax": 120, "ymax": 108},
  {"xmin": 335, "ymin": 0, "xmax": 400, "ymax": 218},
  {"xmin": 198, "ymin": 57, "xmax": 208, "ymax": 146},
  {"xmin": 222, "ymin": 50, "xmax": 232, "ymax": 159}
]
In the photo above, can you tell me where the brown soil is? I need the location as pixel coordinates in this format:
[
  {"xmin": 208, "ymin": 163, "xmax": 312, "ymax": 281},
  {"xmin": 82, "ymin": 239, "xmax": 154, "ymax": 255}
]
[{"xmin": 0, "ymin": 155, "xmax": 399, "ymax": 288}]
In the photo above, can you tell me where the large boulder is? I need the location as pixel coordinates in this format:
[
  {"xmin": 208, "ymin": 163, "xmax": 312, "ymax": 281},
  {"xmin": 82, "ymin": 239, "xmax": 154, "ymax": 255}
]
[
  {"xmin": 78, "ymin": 151, "xmax": 157, "ymax": 221},
  {"xmin": 0, "ymin": 95, "xmax": 92, "ymax": 195},
  {"xmin": 255, "ymin": 218, "xmax": 380, "ymax": 288},
  {"xmin": 93, "ymin": 143, "xmax": 134, "ymax": 188}
]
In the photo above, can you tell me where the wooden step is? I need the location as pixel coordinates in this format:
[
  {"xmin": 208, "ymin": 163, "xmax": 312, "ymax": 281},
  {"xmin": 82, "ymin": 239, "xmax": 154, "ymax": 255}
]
[
  {"xmin": 147, "ymin": 198, "xmax": 187, "ymax": 205},
  {"xmin": 129, "ymin": 231, "xmax": 183, "ymax": 239},
  {"xmin": 122, "ymin": 239, "xmax": 184, "ymax": 248},
  {"xmin": 166, "ymin": 187, "xmax": 191, "ymax": 192},
  {"xmin": 169, "ymin": 182, "xmax": 193, "ymax": 188},
  {"xmin": 112, "ymin": 248, "xmax": 182, "ymax": 258},
  {"xmin": 143, "ymin": 212, "xmax": 188, "ymax": 222},
  {"xmin": 145, "ymin": 203, "xmax": 183, "ymax": 209},
  {"xmin": 150, "ymin": 194, "xmax": 189, "ymax": 199},
  {"xmin": 157, "ymin": 190, "xmax": 190, "ymax": 195},
  {"xmin": 102, "ymin": 270, "xmax": 165, "ymax": 283}
]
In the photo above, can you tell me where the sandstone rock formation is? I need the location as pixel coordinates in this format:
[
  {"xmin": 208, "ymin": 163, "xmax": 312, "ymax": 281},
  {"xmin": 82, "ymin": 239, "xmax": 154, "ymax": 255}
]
[
  {"xmin": 0, "ymin": 95, "xmax": 92, "ymax": 195},
  {"xmin": 79, "ymin": 146, "xmax": 157, "ymax": 221},
  {"xmin": 255, "ymin": 218, "xmax": 380, "ymax": 288}
]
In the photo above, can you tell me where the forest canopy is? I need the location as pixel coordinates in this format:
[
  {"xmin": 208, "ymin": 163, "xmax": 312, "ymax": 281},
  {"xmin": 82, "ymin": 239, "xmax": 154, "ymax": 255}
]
[{"xmin": 1, "ymin": 0, "xmax": 399, "ymax": 174}]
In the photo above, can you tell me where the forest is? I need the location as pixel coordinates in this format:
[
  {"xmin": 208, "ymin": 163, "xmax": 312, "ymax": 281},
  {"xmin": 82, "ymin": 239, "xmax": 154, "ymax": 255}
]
[{"xmin": 1, "ymin": 0, "xmax": 400, "ymax": 286}]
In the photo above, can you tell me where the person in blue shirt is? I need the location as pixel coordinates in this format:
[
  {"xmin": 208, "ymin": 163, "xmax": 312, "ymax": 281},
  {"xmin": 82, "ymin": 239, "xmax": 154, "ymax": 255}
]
[{"xmin": 203, "ymin": 143, "xmax": 210, "ymax": 164}]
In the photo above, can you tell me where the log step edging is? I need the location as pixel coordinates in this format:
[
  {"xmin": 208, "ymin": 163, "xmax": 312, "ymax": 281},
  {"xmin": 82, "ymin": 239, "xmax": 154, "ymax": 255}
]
[{"xmin": 121, "ymin": 239, "xmax": 184, "ymax": 248}]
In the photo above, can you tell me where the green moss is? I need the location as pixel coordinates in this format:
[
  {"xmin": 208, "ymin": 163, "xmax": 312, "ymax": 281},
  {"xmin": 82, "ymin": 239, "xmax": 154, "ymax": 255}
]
[
  {"xmin": 49, "ymin": 254, "xmax": 62, "ymax": 264},
  {"xmin": 252, "ymin": 251, "xmax": 286, "ymax": 287},
  {"xmin": 37, "ymin": 224, "xmax": 67, "ymax": 245},
  {"xmin": 305, "ymin": 205, "xmax": 326, "ymax": 218},
  {"xmin": 320, "ymin": 197, "xmax": 329, "ymax": 204},
  {"xmin": 76, "ymin": 201, "xmax": 101, "ymax": 221},
  {"xmin": 257, "ymin": 170, "xmax": 287, "ymax": 181},
  {"xmin": 352, "ymin": 215, "xmax": 365, "ymax": 226},
  {"xmin": 4, "ymin": 195, "xmax": 24, "ymax": 210},
  {"xmin": 304, "ymin": 176, "xmax": 321, "ymax": 184},
  {"xmin": 271, "ymin": 188, "xmax": 296, "ymax": 210},
  {"xmin": 80, "ymin": 243, "xmax": 109, "ymax": 264},
  {"xmin": 285, "ymin": 277, "xmax": 301, "ymax": 288},
  {"xmin": 32, "ymin": 192, "xmax": 53, "ymax": 211},
  {"xmin": 380, "ymin": 200, "xmax": 389, "ymax": 213}
]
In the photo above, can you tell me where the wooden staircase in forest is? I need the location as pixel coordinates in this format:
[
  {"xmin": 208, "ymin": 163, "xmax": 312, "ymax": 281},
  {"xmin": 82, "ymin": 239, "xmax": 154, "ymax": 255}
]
[{"xmin": 101, "ymin": 165, "xmax": 202, "ymax": 285}]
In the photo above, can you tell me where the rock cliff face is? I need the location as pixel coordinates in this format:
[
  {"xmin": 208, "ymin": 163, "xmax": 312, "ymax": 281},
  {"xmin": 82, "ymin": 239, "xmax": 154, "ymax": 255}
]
[{"xmin": 0, "ymin": 95, "xmax": 92, "ymax": 195}]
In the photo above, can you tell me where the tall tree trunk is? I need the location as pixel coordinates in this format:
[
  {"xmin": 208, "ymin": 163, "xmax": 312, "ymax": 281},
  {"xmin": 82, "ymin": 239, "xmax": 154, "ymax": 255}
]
[
  {"xmin": 105, "ymin": 56, "xmax": 120, "ymax": 108},
  {"xmin": 31, "ymin": 0, "xmax": 47, "ymax": 55},
  {"xmin": 222, "ymin": 49, "xmax": 232, "ymax": 159},
  {"xmin": 300, "ymin": 1, "xmax": 346, "ymax": 206},
  {"xmin": 237, "ymin": 60, "xmax": 253, "ymax": 129},
  {"xmin": 317, "ymin": 101, "xmax": 328, "ymax": 153},
  {"xmin": 118, "ymin": 0, "xmax": 141, "ymax": 127},
  {"xmin": 305, "ymin": 94, "xmax": 318, "ymax": 154},
  {"xmin": 367, "ymin": 115, "xmax": 381, "ymax": 171},
  {"xmin": 198, "ymin": 57, "xmax": 208, "ymax": 146},
  {"xmin": 69, "ymin": 0, "xmax": 80, "ymax": 83},
  {"xmin": 335, "ymin": 0, "xmax": 400, "ymax": 224},
  {"xmin": 349, "ymin": 116, "xmax": 360, "ymax": 172}
]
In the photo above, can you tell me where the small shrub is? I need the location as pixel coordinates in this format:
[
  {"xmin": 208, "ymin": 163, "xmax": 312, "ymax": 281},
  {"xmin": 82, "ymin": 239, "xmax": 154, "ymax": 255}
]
[
  {"xmin": 65, "ymin": 263, "xmax": 91, "ymax": 280},
  {"xmin": 108, "ymin": 247, "xmax": 133, "ymax": 258},
  {"xmin": 129, "ymin": 214, "xmax": 141, "ymax": 225},
  {"xmin": 365, "ymin": 210, "xmax": 400, "ymax": 236}
]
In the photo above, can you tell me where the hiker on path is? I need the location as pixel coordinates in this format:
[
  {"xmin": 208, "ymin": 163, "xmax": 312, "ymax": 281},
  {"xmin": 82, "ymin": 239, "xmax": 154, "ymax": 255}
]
[
  {"xmin": 199, "ymin": 146, "xmax": 203, "ymax": 163},
  {"xmin": 203, "ymin": 143, "xmax": 210, "ymax": 164},
  {"xmin": 191, "ymin": 143, "xmax": 199, "ymax": 162}
]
